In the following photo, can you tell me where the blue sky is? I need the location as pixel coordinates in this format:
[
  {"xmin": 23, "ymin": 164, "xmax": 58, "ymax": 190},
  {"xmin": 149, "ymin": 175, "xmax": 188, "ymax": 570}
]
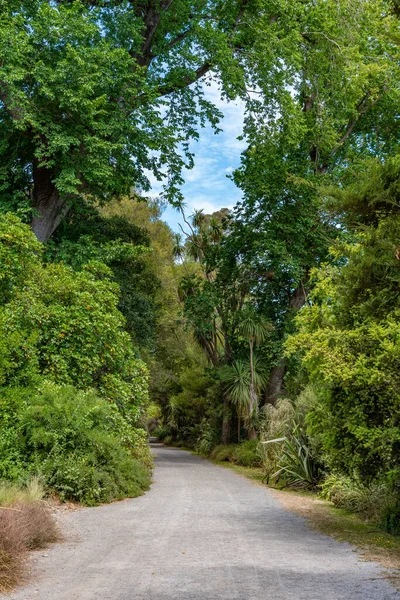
[{"xmin": 149, "ymin": 83, "xmax": 246, "ymax": 233}]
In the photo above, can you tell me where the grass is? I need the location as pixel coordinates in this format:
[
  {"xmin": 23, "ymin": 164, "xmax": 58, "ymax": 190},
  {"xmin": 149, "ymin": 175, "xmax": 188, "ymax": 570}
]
[
  {"xmin": 0, "ymin": 478, "xmax": 44, "ymax": 506},
  {"xmin": 0, "ymin": 479, "xmax": 61, "ymax": 592},
  {"xmin": 211, "ymin": 459, "xmax": 400, "ymax": 586}
]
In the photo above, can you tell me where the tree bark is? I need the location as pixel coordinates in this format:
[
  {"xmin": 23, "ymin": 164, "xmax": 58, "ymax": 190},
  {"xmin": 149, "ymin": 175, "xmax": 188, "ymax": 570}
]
[
  {"xmin": 264, "ymin": 363, "xmax": 286, "ymax": 406},
  {"xmin": 30, "ymin": 163, "xmax": 69, "ymax": 243},
  {"xmin": 263, "ymin": 279, "xmax": 309, "ymax": 406}
]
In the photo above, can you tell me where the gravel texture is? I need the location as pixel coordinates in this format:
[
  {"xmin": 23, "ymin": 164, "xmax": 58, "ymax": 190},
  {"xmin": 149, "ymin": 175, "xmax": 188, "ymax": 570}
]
[{"xmin": 4, "ymin": 444, "xmax": 400, "ymax": 600}]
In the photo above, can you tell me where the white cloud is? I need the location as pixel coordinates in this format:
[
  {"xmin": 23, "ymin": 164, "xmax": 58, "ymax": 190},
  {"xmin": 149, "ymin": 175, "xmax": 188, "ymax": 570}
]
[{"xmin": 149, "ymin": 80, "xmax": 246, "ymax": 231}]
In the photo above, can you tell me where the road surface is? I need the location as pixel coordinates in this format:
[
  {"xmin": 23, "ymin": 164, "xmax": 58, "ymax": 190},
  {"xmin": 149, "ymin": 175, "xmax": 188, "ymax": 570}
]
[{"xmin": 5, "ymin": 444, "xmax": 399, "ymax": 600}]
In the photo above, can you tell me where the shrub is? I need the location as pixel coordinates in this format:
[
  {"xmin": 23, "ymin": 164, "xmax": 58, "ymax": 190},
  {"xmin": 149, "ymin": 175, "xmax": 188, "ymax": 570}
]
[
  {"xmin": 0, "ymin": 479, "xmax": 60, "ymax": 592},
  {"xmin": 17, "ymin": 382, "xmax": 151, "ymax": 505},
  {"xmin": 232, "ymin": 440, "xmax": 262, "ymax": 467},
  {"xmin": 270, "ymin": 420, "xmax": 322, "ymax": 489},
  {"xmin": 381, "ymin": 500, "xmax": 400, "ymax": 536},
  {"xmin": 261, "ymin": 399, "xmax": 323, "ymax": 488},
  {"xmin": 129, "ymin": 428, "xmax": 154, "ymax": 472},
  {"xmin": 152, "ymin": 425, "xmax": 170, "ymax": 441},
  {"xmin": 209, "ymin": 445, "xmax": 237, "ymax": 462},
  {"xmin": 0, "ymin": 213, "xmax": 42, "ymax": 305},
  {"xmin": 320, "ymin": 473, "xmax": 400, "ymax": 534},
  {"xmin": 17, "ymin": 502, "xmax": 60, "ymax": 550},
  {"xmin": 209, "ymin": 441, "xmax": 262, "ymax": 467},
  {"xmin": 195, "ymin": 420, "xmax": 219, "ymax": 456},
  {"xmin": 0, "ymin": 214, "xmax": 149, "ymax": 423}
]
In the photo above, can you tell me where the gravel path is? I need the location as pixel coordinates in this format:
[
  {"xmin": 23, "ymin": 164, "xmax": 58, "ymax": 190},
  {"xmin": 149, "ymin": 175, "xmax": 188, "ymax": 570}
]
[{"xmin": 4, "ymin": 444, "xmax": 399, "ymax": 600}]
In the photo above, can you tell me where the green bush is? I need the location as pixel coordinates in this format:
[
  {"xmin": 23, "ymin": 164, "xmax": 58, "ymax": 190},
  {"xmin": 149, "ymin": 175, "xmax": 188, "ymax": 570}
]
[
  {"xmin": 320, "ymin": 473, "xmax": 400, "ymax": 534},
  {"xmin": 0, "ymin": 382, "xmax": 151, "ymax": 505},
  {"xmin": 209, "ymin": 445, "xmax": 237, "ymax": 462},
  {"xmin": 194, "ymin": 420, "xmax": 219, "ymax": 455},
  {"xmin": 0, "ymin": 385, "xmax": 34, "ymax": 481},
  {"xmin": 0, "ymin": 214, "xmax": 149, "ymax": 423},
  {"xmin": 209, "ymin": 441, "xmax": 262, "ymax": 467},
  {"xmin": 232, "ymin": 440, "xmax": 262, "ymax": 467},
  {"xmin": 0, "ymin": 214, "xmax": 152, "ymax": 504},
  {"xmin": 152, "ymin": 425, "xmax": 170, "ymax": 441},
  {"xmin": 0, "ymin": 213, "xmax": 42, "ymax": 304}
]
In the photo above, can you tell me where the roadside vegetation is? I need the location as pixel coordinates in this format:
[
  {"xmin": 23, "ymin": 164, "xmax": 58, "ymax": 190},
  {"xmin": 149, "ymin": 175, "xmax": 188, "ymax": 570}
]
[
  {"xmin": 0, "ymin": 0, "xmax": 399, "ymax": 590},
  {"xmin": 0, "ymin": 480, "xmax": 60, "ymax": 592}
]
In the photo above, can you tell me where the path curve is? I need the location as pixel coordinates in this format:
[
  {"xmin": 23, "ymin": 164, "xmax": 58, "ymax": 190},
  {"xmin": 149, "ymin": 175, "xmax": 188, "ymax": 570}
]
[{"xmin": 4, "ymin": 445, "xmax": 399, "ymax": 600}]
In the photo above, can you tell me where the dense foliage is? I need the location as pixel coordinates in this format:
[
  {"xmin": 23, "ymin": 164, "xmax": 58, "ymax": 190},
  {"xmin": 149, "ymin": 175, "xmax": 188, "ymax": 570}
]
[
  {"xmin": 1, "ymin": 0, "xmax": 396, "ymax": 241},
  {"xmin": 287, "ymin": 157, "xmax": 400, "ymax": 487},
  {"xmin": 0, "ymin": 0, "xmax": 399, "ymax": 536},
  {"xmin": 0, "ymin": 213, "xmax": 151, "ymax": 503}
]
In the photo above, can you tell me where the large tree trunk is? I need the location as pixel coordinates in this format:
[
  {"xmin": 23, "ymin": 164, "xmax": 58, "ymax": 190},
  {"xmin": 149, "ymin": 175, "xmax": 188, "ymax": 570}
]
[
  {"xmin": 264, "ymin": 280, "xmax": 309, "ymax": 406},
  {"xmin": 30, "ymin": 163, "xmax": 69, "ymax": 242},
  {"xmin": 264, "ymin": 363, "xmax": 286, "ymax": 406}
]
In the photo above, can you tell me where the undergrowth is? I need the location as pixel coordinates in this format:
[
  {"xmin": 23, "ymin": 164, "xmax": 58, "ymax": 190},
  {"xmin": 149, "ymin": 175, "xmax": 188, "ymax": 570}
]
[
  {"xmin": 0, "ymin": 479, "xmax": 60, "ymax": 592},
  {"xmin": 209, "ymin": 440, "xmax": 262, "ymax": 467}
]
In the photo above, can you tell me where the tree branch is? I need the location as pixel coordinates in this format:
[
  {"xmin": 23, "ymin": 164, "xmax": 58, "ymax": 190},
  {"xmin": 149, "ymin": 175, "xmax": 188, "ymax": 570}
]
[
  {"xmin": 166, "ymin": 29, "xmax": 192, "ymax": 50},
  {"xmin": 156, "ymin": 62, "xmax": 211, "ymax": 97},
  {"xmin": 330, "ymin": 91, "xmax": 383, "ymax": 157},
  {"xmin": 132, "ymin": 1, "xmax": 177, "ymax": 67}
]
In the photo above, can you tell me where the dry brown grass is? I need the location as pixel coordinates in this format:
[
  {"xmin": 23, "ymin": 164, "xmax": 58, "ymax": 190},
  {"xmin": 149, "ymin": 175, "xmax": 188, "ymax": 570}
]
[
  {"xmin": 0, "ymin": 499, "xmax": 61, "ymax": 592},
  {"xmin": 18, "ymin": 501, "xmax": 61, "ymax": 550},
  {"xmin": 0, "ymin": 507, "xmax": 28, "ymax": 592}
]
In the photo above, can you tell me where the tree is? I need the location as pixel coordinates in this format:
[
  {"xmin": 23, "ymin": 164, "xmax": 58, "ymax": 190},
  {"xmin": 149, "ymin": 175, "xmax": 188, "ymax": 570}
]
[
  {"xmin": 224, "ymin": 0, "xmax": 399, "ymax": 402},
  {"xmin": 286, "ymin": 156, "xmax": 400, "ymax": 483},
  {"xmin": 1, "ymin": 1, "xmax": 396, "ymax": 241},
  {"xmin": 237, "ymin": 307, "xmax": 270, "ymax": 436},
  {"xmin": 0, "ymin": 0, "xmax": 246, "ymax": 240},
  {"xmin": 46, "ymin": 203, "xmax": 161, "ymax": 349},
  {"xmin": 220, "ymin": 356, "xmax": 267, "ymax": 441}
]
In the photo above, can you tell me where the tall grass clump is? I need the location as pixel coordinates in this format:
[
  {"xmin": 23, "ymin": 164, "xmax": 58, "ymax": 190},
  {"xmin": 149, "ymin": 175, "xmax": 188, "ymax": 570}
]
[
  {"xmin": 260, "ymin": 399, "xmax": 294, "ymax": 480},
  {"xmin": 261, "ymin": 395, "xmax": 322, "ymax": 489},
  {"xmin": 320, "ymin": 474, "xmax": 400, "ymax": 535},
  {"xmin": 0, "ymin": 479, "xmax": 43, "ymax": 507},
  {"xmin": 0, "ymin": 480, "xmax": 60, "ymax": 592}
]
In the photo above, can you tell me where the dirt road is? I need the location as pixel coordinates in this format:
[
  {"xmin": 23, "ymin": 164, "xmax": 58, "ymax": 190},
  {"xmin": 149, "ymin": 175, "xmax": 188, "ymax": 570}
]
[{"xmin": 5, "ymin": 444, "xmax": 399, "ymax": 600}]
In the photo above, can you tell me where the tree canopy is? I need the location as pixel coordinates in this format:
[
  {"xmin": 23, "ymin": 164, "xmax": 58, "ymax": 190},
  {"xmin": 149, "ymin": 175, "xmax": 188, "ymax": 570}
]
[
  {"xmin": 1, "ymin": 0, "xmax": 400, "ymax": 536},
  {"xmin": 1, "ymin": 0, "xmax": 397, "ymax": 241}
]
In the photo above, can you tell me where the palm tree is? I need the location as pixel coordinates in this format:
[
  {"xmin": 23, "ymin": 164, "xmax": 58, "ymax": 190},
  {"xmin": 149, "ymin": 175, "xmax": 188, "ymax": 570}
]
[
  {"xmin": 237, "ymin": 308, "xmax": 271, "ymax": 438},
  {"xmin": 220, "ymin": 357, "xmax": 268, "ymax": 441},
  {"xmin": 172, "ymin": 233, "xmax": 185, "ymax": 260}
]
